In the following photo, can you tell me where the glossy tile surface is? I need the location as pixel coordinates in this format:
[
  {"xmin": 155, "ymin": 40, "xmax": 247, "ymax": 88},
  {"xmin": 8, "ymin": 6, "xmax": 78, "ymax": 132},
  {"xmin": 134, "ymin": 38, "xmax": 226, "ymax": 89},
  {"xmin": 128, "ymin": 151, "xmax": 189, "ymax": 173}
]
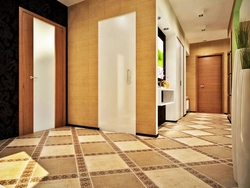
[{"xmin": 0, "ymin": 113, "xmax": 237, "ymax": 187}]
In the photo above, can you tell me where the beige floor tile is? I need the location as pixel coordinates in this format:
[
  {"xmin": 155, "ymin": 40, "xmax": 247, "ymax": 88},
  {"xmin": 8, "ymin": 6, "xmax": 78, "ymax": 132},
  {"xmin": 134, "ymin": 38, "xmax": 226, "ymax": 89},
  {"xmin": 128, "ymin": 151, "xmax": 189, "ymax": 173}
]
[
  {"xmin": 40, "ymin": 145, "xmax": 75, "ymax": 157},
  {"xmin": 181, "ymin": 130, "xmax": 213, "ymax": 136},
  {"xmin": 78, "ymin": 135, "xmax": 105, "ymax": 142},
  {"xmin": 145, "ymin": 138, "xmax": 184, "ymax": 148},
  {"xmin": 160, "ymin": 130, "xmax": 190, "ymax": 138},
  {"xmin": 127, "ymin": 151, "xmax": 173, "ymax": 167},
  {"xmin": 81, "ymin": 143, "xmax": 114, "ymax": 154},
  {"xmin": 193, "ymin": 164, "xmax": 237, "ymax": 187},
  {"xmin": 45, "ymin": 136, "xmax": 72, "ymax": 145},
  {"xmin": 37, "ymin": 157, "xmax": 77, "ymax": 175},
  {"xmin": 48, "ymin": 130, "xmax": 72, "ymax": 136},
  {"xmin": 107, "ymin": 133, "xmax": 136, "ymax": 141},
  {"xmin": 91, "ymin": 173, "xmax": 145, "ymax": 188},
  {"xmin": 30, "ymin": 178, "xmax": 81, "ymax": 188},
  {"xmin": 174, "ymin": 137, "xmax": 213, "ymax": 146},
  {"xmin": 114, "ymin": 141, "xmax": 150, "ymax": 151},
  {"xmin": 165, "ymin": 125, "xmax": 193, "ymax": 130},
  {"xmin": 164, "ymin": 148, "xmax": 213, "ymax": 163},
  {"xmin": 145, "ymin": 168, "xmax": 211, "ymax": 188},
  {"xmin": 158, "ymin": 127, "xmax": 170, "ymax": 131},
  {"xmin": 200, "ymin": 136, "xmax": 232, "ymax": 144},
  {"xmin": 8, "ymin": 138, "xmax": 41, "ymax": 146},
  {"xmin": 197, "ymin": 146, "xmax": 232, "ymax": 159},
  {"xmin": 0, "ymin": 161, "xmax": 28, "ymax": 180},
  {"xmin": 85, "ymin": 154, "xmax": 128, "ymax": 172},
  {"xmin": 186, "ymin": 124, "xmax": 212, "ymax": 129},
  {"xmin": 205, "ymin": 124, "xmax": 229, "ymax": 129},
  {"xmin": 32, "ymin": 163, "xmax": 49, "ymax": 178},
  {"xmin": 0, "ymin": 151, "xmax": 30, "ymax": 160},
  {"xmin": 194, "ymin": 117, "xmax": 212, "ymax": 121},
  {"xmin": 76, "ymin": 129, "xmax": 99, "ymax": 135},
  {"xmin": 191, "ymin": 121, "xmax": 211, "ymax": 124},
  {"xmin": 202, "ymin": 128, "xmax": 231, "ymax": 135},
  {"xmin": 0, "ymin": 147, "xmax": 35, "ymax": 158}
]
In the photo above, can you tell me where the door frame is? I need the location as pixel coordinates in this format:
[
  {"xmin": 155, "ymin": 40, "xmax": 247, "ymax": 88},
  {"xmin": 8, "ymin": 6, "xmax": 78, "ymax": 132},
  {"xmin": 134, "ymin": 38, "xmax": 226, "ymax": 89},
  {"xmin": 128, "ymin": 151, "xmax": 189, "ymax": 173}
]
[
  {"xmin": 196, "ymin": 53, "xmax": 224, "ymax": 113},
  {"xmin": 19, "ymin": 7, "xmax": 66, "ymax": 135}
]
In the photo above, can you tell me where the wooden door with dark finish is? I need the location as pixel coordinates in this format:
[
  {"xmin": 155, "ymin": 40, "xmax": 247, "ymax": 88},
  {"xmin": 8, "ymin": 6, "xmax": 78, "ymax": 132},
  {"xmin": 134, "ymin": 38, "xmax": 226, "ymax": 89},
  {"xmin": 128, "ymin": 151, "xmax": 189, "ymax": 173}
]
[{"xmin": 197, "ymin": 55, "xmax": 222, "ymax": 113}]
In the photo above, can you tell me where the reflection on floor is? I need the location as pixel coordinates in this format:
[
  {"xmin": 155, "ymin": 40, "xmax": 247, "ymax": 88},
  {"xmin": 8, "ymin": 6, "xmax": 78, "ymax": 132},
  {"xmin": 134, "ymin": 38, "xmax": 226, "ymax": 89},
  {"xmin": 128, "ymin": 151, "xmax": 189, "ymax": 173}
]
[{"xmin": 0, "ymin": 113, "xmax": 237, "ymax": 188}]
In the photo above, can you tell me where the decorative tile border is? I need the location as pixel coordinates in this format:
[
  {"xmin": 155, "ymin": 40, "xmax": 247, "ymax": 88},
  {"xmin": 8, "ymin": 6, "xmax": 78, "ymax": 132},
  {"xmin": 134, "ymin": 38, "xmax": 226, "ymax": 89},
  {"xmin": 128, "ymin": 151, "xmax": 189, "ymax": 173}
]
[
  {"xmin": 0, "ymin": 179, "xmax": 18, "ymax": 186},
  {"xmin": 32, "ymin": 130, "xmax": 50, "ymax": 161},
  {"xmin": 71, "ymin": 127, "xmax": 92, "ymax": 187},
  {"xmin": 90, "ymin": 169, "xmax": 131, "ymax": 176}
]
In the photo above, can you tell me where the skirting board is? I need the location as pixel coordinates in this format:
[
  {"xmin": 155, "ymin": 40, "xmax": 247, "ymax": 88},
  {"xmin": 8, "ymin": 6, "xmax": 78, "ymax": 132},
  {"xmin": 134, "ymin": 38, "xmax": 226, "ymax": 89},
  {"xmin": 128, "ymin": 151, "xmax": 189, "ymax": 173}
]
[{"xmin": 66, "ymin": 124, "xmax": 100, "ymax": 130}]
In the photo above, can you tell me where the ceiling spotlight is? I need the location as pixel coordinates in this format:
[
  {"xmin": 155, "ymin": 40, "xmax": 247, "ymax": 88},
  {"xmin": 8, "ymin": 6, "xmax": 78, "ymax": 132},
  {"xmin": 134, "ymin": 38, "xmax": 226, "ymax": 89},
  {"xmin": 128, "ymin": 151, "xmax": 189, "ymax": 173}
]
[
  {"xmin": 158, "ymin": 16, "xmax": 161, "ymax": 20},
  {"xmin": 201, "ymin": 25, "xmax": 206, "ymax": 31},
  {"xmin": 164, "ymin": 28, "xmax": 169, "ymax": 30},
  {"xmin": 198, "ymin": 9, "xmax": 204, "ymax": 17}
]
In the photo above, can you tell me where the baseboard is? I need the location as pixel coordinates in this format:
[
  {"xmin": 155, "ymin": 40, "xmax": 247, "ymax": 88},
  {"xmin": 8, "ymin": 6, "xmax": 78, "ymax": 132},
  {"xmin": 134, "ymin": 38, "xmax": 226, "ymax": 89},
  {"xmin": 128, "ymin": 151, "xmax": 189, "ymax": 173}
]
[
  {"xmin": 66, "ymin": 124, "xmax": 100, "ymax": 130},
  {"xmin": 165, "ymin": 120, "xmax": 178, "ymax": 123},
  {"xmin": 136, "ymin": 132, "xmax": 159, "ymax": 138}
]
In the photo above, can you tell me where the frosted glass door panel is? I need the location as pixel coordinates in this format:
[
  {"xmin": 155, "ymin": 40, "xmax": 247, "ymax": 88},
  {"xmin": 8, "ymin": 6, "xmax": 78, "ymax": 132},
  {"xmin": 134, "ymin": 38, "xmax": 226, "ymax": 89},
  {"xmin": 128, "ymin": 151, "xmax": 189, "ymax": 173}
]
[
  {"xmin": 98, "ymin": 12, "xmax": 136, "ymax": 134},
  {"xmin": 33, "ymin": 18, "xmax": 55, "ymax": 132}
]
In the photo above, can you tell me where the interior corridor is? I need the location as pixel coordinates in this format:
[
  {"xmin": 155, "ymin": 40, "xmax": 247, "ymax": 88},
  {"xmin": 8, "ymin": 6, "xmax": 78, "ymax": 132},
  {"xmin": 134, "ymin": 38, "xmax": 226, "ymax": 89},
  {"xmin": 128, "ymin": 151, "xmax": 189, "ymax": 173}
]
[{"xmin": 0, "ymin": 113, "xmax": 237, "ymax": 187}]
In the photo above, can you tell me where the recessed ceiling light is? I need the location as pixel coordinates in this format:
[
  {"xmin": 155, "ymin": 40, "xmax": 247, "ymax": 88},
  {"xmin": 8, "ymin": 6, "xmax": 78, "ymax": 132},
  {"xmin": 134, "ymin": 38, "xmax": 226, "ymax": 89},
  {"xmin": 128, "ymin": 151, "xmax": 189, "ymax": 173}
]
[
  {"xmin": 164, "ymin": 28, "xmax": 169, "ymax": 30},
  {"xmin": 158, "ymin": 16, "xmax": 161, "ymax": 20},
  {"xmin": 198, "ymin": 9, "xmax": 204, "ymax": 17}
]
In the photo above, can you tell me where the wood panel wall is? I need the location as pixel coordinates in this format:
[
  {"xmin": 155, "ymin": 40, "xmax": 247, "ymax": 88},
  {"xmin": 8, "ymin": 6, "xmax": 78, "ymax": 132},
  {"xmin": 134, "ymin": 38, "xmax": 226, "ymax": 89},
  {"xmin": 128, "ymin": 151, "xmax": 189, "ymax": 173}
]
[
  {"xmin": 68, "ymin": 0, "xmax": 157, "ymax": 135},
  {"xmin": 186, "ymin": 39, "xmax": 230, "ymax": 113}
]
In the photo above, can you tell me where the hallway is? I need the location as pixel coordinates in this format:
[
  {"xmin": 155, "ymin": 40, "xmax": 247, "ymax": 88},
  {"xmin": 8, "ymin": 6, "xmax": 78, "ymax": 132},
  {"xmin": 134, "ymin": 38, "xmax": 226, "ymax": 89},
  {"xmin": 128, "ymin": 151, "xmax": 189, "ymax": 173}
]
[{"xmin": 0, "ymin": 113, "xmax": 237, "ymax": 187}]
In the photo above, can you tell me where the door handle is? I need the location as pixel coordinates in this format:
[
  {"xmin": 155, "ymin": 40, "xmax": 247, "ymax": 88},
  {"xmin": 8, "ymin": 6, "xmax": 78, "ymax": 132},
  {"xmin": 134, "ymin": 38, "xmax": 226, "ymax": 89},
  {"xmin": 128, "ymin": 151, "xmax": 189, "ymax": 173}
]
[
  {"xmin": 127, "ymin": 69, "xmax": 131, "ymax": 84},
  {"xmin": 30, "ymin": 76, "xmax": 37, "ymax": 79},
  {"xmin": 200, "ymin": 84, "xmax": 205, "ymax": 88}
]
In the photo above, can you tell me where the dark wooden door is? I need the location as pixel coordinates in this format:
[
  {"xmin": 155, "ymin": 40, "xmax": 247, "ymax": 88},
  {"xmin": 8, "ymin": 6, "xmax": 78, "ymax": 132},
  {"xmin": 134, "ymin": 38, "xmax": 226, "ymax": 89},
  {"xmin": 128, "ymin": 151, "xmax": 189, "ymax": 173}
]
[{"xmin": 197, "ymin": 55, "xmax": 222, "ymax": 113}]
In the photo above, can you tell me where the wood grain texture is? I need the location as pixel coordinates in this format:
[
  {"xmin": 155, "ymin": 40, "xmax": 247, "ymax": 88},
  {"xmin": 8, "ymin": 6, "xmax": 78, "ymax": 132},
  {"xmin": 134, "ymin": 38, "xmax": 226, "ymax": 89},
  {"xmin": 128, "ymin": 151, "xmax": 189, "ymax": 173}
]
[
  {"xmin": 19, "ymin": 9, "xmax": 34, "ymax": 135},
  {"xmin": 19, "ymin": 8, "xmax": 66, "ymax": 135},
  {"xmin": 197, "ymin": 55, "xmax": 222, "ymax": 113},
  {"xmin": 68, "ymin": 0, "xmax": 157, "ymax": 135},
  {"xmin": 55, "ymin": 26, "xmax": 66, "ymax": 128}
]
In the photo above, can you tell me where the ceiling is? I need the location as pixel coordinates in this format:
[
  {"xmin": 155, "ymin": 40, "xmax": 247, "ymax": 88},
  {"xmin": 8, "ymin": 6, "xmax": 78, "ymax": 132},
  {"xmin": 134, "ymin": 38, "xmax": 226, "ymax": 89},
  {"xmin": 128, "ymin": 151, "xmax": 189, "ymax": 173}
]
[
  {"xmin": 58, "ymin": 0, "xmax": 249, "ymax": 44},
  {"xmin": 168, "ymin": 0, "xmax": 234, "ymax": 43}
]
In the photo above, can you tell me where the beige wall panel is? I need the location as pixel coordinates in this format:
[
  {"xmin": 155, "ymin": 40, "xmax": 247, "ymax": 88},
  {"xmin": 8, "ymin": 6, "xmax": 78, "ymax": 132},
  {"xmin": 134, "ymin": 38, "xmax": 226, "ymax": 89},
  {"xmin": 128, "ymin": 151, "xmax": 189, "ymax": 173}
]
[
  {"xmin": 186, "ymin": 39, "xmax": 230, "ymax": 113},
  {"xmin": 89, "ymin": 0, "xmax": 104, "ymax": 20},
  {"xmin": 68, "ymin": 0, "xmax": 157, "ymax": 135},
  {"xmin": 104, "ymin": 0, "xmax": 121, "ymax": 18},
  {"xmin": 121, "ymin": 0, "xmax": 136, "ymax": 14},
  {"xmin": 88, "ymin": 23, "xmax": 98, "ymax": 38}
]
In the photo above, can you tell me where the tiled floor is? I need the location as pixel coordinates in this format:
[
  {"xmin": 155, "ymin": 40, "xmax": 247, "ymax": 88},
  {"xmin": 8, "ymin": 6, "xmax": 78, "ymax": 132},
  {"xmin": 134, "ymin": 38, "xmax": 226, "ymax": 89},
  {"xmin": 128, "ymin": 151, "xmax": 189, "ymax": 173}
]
[{"xmin": 0, "ymin": 113, "xmax": 238, "ymax": 188}]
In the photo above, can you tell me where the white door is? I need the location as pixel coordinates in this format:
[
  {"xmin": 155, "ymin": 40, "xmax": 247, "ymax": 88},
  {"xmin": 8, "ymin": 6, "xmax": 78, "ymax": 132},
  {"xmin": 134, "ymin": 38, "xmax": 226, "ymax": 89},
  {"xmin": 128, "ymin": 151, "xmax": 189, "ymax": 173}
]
[
  {"xmin": 98, "ymin": 12, "xmax": 136, "ymax": 134},
  {"xmin": 33, "ymin": 18, "xmax": 55, "ymax": 132}
]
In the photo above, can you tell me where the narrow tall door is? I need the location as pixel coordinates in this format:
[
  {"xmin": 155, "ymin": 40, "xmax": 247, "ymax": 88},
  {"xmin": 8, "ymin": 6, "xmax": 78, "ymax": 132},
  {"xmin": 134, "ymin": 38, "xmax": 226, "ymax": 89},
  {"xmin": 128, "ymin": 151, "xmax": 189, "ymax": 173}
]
[
  {"xmin": 19, "ymin": 8, "xmax": 66, "ymax": 135},
  {"xmin": 98, "ymin": 12, "xmax": 136, "ymax": 134},
  {"xmin": 197, "ymin": 55, "xmax": 222, "ymax": 113}
]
